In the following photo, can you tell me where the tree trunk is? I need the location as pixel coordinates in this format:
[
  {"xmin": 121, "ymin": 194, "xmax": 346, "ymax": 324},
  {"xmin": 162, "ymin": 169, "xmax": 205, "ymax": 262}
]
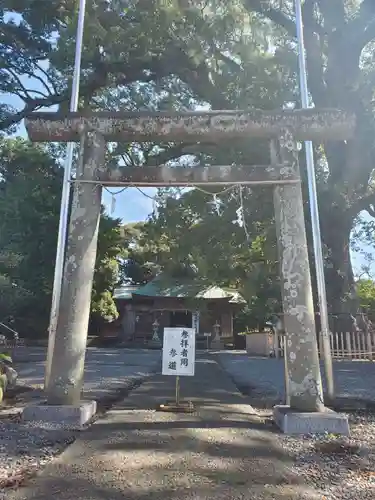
[{"xmin": 320, "ymin": 210, "xmax": 358, "ymax": 331}]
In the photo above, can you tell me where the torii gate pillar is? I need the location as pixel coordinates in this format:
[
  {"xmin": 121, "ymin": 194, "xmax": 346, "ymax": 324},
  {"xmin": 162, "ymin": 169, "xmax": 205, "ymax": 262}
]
[
  {"xmin": 47, "ymin": 130, "xmax": 105, "ymax": 405},
  {"xmin": 272, "ymin": 132, "xmax": 323, "ymax": 412},
  {"xmin": 23, "ymin": 109, "xmax": 354, "ymax": 433}
]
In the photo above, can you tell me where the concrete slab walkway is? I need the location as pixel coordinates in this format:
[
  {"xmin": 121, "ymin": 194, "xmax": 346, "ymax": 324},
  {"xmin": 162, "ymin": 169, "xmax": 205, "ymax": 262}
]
[
  {"xmin": 14, "ymin": 348, "xmax": 161, "ymax": 401},
  {"xmin": 8, "ymin": 355, "xmax": 322, "ymax": 500},
  {"xmin": 218, "ymin": 351, "xmax": 375, "ymax": 405}
]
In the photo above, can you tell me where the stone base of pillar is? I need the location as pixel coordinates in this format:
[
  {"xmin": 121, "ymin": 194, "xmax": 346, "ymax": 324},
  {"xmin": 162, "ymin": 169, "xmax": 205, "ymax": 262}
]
[
  {"xmin": 273, "ymin": 405, "xmax": 350, "ymax": 436},
  {"xmin": 22, "ymin": 400, "xmax": 97, "ymax": 429}
]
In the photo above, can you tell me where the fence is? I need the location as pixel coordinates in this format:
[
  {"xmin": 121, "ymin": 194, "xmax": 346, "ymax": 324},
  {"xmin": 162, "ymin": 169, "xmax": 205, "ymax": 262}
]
[
  {"xmin": 275, "ymin": 331, "xmax": 375, "ymax": 360},
  {"xmin": 0, "ymin": 322, "xmax": 25, "ymax": 349}
]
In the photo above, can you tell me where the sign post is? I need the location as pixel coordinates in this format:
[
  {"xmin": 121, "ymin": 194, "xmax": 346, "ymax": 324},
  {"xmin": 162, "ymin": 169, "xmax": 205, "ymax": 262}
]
[
  {"xmin": 175, "ymin": 376, "xmax": 180, "ymax": 406},
  {"xmin": 203, "ymin": 332, "xmax": 211, "ymax": 350},
  {"xmin": 158, "ymin": 327, "xmax": 196, "ymax": 413}
]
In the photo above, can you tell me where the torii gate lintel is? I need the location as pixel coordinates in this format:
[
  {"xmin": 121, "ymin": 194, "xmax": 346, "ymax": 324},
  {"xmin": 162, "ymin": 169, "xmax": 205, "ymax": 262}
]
[{"xmin": 25, "ymin": 108, "xmax": 354, "ymax": 143}]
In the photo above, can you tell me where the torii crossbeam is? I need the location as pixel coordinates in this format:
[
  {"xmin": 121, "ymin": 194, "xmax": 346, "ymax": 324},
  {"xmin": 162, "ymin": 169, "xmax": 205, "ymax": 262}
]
[{"xmin": 26, "ymin": 108, "xmax": 354, "ymax": 143}]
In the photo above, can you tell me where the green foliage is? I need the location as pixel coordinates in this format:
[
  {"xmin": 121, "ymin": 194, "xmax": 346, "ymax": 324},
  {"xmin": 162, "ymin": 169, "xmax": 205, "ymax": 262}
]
[
  {"xmin": 120, "ymin": 222, "xmax": 160, "ymax": 284},
  {"xmin": 0, "ymin": 137, "xmax": 62, "ymax": 335},
  {"xmin": 2, "ymin": 0, "xmax": 375, "ymax": 329},
  {"xmin": 356, "ymin": 279, "xmax": 375, "ymax": 321},
  {"xmin": 91, "ymin": 290, "xmax": 118, "ymax": 323},
  {"xmin": 0, "ymin": 1, "xmax": 75, "ymax": 131},
  {"xmin": 125, "ymin": 186, "xmax": 281, "ymax": 327},
  {"xmin": 0, "ymin": 138, "xmax": 62, "ymax": 294},
  {"xmin": 0, "ymin": 353, "xmax": 12, "ymax": 401},
  {"xmin": 0, "ymin": 274, "xmax": 31, "ymax": 320},
  {"xmin": 0, "ymin": 353, "xmax": 12, "ymax": 365},
  {"xmin": 0, "ymin": 138, "xmax": 125, "ymax": 336},
  {"xmin": 91, "ymin": 212, "xmax": 124, "ymax": 323},
  {"xmin": 0, "ymin": 374, "xmax": 7, "ymax": 402}
]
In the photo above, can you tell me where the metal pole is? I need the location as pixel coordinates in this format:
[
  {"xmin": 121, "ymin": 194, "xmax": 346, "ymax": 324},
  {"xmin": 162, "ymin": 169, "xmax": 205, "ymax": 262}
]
[
  {"xmin": 294, "ymin": 0, "xmax": 334, "ymax": 400},
  {"xmin": 284, "ymin": 338, "xmax": 290, "ymax": 405},
  {"xmin": 175, "ymin": 376, "xmax": 180, "ymax": 406},
  {"xmin": 44, "ymin": 0, "xmax": 87, "ymax": 389}
]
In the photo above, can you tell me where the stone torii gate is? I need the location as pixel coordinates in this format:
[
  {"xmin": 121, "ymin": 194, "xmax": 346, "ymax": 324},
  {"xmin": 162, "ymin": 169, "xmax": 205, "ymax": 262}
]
[{"xmin": 25, "ymin": 108, "xmax": 355, "ymax": 432}]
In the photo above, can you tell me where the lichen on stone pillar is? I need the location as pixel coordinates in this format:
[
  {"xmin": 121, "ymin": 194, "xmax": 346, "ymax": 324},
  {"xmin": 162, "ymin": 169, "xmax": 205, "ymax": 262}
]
[
  {"xmin": 47, "ymin": 129, "xmax": 106, "ymax": 406},
  {"xmin": 272, "ymin": 130, "xmax": 324, "ymax": 412}
]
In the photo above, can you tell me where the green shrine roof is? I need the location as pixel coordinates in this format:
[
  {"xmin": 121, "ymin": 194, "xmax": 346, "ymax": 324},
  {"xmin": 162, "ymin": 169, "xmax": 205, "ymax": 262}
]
[
  {"xmin": 112, "ymin": 284, "xmax": 140, "ymax": 300},
  {"xmin": 113, "ymin": 275, "xmax": 245, "ymax": 304}
]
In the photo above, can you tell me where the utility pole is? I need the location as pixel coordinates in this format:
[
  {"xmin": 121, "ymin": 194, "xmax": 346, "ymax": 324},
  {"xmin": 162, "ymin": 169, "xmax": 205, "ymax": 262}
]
[
  {"xmin": 45, "ymin": 0, "xmax": 87, "ymax": 389},
  {"xmin": 294, "ymin": 0, "xmax": 334, "ymax": 400}
]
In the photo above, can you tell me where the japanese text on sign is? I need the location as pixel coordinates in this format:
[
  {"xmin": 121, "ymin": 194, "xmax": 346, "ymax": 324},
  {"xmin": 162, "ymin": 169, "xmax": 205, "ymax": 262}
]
[{"xmin": 162, "ymin": 327, "xmax": 195, "ymax": 376}]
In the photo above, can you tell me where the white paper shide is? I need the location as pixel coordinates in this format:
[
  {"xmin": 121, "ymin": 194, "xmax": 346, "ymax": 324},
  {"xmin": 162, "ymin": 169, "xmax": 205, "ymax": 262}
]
[{"xmin": 162, "ymin": 327, "xmax": 196, "ymax": 376}]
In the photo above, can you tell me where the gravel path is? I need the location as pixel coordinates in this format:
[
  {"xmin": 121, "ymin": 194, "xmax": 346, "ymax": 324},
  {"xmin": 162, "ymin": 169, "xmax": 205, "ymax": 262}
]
[
  {"xmin": 0, "ymin": 348, "xmax": 161, "ymax": 498},
  {"xmin": 278, "ymin": 411, "xmax": 375, "ymax": 499},
  {"xmin": 0, "ymin": 420, "xmax": 76, "ymax": 493},
  {"xmin": 217, "ymin": 351, "xmax": 375, "ymax": 499}
]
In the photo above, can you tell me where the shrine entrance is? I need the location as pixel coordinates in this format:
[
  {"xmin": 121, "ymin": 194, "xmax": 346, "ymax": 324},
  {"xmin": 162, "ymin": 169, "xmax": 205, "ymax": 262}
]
[
  {"xmin": 170, "ymin": 311, "xmax": 192, "ymax": 329},
  {"xmin": 25, "ymin": 108, "xmax": 355, "ymax": 414}
]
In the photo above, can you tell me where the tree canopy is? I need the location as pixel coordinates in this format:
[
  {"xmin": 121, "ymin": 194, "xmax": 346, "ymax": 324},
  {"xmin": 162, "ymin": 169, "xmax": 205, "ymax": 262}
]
[
  {"xmin": 1, "ymin": 1, "xmax": 375, "ymax": 334},
  {"xmin": 0, "ymin": 137, "xmax": 124, "ymax": 336},
  {"xmin": 356, "ymin": 279, "xmax": 375, "ymax": 322}
]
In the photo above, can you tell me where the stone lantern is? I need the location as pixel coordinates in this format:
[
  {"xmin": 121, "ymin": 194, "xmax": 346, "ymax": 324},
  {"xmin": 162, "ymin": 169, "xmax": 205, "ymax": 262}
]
[{"xmin": 211, "ymin": 320, "xmax": 221, "ymax": 349}]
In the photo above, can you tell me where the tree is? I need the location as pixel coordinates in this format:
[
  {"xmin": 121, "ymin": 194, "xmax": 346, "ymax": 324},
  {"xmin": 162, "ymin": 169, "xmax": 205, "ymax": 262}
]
[
  {"xmin": 0, "ymin": 137, "xmax": 125, "ymax": 336},
  {"xmin": 118, "ymin": 223, "xmax": 159, "ymax": 285},
  {"xmin": 62, "ymin": 0, "xmax": 375, "ymax": 315},
  {"xmin": 91, "ymin": 211, "xmax": 124, "ymax": 324},
  {"xmin": 238, "ymin": 1, "xmax": 375, "ymax": 315},
  {"xmin": 356, "ymin": 279, "xmax": 375, "ymax": 322},
  {"xmin": 0, "ymin": 137, "xmax": 63, "ymax": 335},
  {"xmin": 3, "ymin": 0, "xmax": 375, "ymax": 317},
  {"xmin": 127, "ymin": 186, "xmax": 281, "ymax": 328},
  {"xmin": 0, "ymin": 1, "xmax": 76, "ymax": 132},
  {"xmin": 0, "ymin": 274, "xmax": 31, "ymax": 326}
]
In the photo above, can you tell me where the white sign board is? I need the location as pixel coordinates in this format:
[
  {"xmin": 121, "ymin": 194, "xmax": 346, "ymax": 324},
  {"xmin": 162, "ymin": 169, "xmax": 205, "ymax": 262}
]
[{"xmin": 162, "ymin": 327, "xmax": 195, "ymax": 376}]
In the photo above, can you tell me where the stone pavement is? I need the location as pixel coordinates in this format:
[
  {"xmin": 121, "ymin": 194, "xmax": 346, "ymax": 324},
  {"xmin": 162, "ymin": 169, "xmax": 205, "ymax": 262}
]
[
  {"xmin": 8, "ymin": 354, "xmax": 322, "ymax": 500},
  {"xmin": 218, "ymin": 351, "xmax": 375, "ymax": 405},
  {"xmin": 14, "ymin": 348, "xmax": 161, "ymax": 401}
]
